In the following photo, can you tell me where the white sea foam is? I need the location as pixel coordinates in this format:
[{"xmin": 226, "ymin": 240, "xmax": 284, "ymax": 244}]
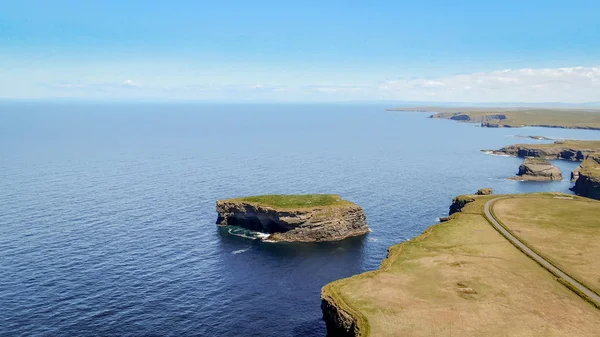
[
  {"xmin": 254, "ymin": 232, "xmax": 271, "ymax": 239},
  {"xmin": 232, "ymin": 247, "xmax": 251, "ymax": 255},
  {"xmin": 482, "ymin": 151, "xmax": 512, "ymax": 157},
  {"xmin": 227, "ymin": 226, "xmax": 270, "ymax": 240}
]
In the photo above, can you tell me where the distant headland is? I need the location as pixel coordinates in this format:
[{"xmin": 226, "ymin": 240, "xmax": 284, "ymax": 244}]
[{"xmin": 388, "ymin": 106, "xmax": 600, "ymax": 130}]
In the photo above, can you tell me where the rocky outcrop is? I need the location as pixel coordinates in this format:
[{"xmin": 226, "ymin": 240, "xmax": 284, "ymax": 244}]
[
  {"xmin": 481, "ymin": 122, "xmax": 507, "ymax": 128},
  {"xmin": 571, "ymin": 153, "xmax": 600, "ymax": 200},
  {"xmin": 484, "ymin": 141, "xmax": 600, "ymax": 161},
  {"xmin": 480, "ymin": 115, "xmax": 510, "ymax": 128},
  {"xmin": 476, "ymin": 188, "xmax": 493, "ymax": 195},
  {"xmin": 216, "ymin": 197, "xmax": 370, "ymax": 242},
  {"xmin": 510, "ymin": 158, "xmax": 562, "ymax": 181},
  {"xmin": 447, "ymin": 189, "xmax": 491, "ymax": 216},
  {"xmin": 449, "ymin": 195, "xmax": 476, "ymax": 215},
  {"xmin": 450, "ymin": 114, "xmax": 471, "ymax": 121},
  {"xmin": 571, "ymin": 166, "xmax": 582, "ymax": 182}
]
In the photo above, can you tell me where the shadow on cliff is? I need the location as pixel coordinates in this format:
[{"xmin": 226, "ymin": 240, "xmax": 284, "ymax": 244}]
[{"xmin": 216, "ymin": 225, "xmax": 369, "ymax": 260}]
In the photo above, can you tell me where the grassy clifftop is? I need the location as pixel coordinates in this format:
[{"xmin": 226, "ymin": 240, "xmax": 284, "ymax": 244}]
[
  {"xmin": 225, "ymin": 194, "xmax": 352, "ymax": 209},
  {"xmin": 486, "ymin": 140, "xmax": 600, "ymax": 161},
  {"xmin": 322, "ymin": 193, "xmax": 600, "ymax": 336},
  {"xmin": 514, "ymin": 140, "xmax": 600, "ymax": 151},
  {"xmin": 572, "ymin": 153, "xmax": 600, "ymax": 199},
  {"xmin": 493, "ymin": 197, "xmax": 600, "ymax": 296},
  {"xmin": 390, "ymin": 107, "xmax": 600, "ymax": 129},
  {"xmin": 579, "ymin": 153, "xmax": 600, "ymax": 178}
]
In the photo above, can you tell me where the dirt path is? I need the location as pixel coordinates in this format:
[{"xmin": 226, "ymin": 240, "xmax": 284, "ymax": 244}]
[{"xmin": 484, "ymin": 198, "xmax": 600, "ymax": 307}]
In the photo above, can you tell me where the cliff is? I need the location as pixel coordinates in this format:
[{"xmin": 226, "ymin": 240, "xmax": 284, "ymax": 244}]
[
  {"xmin": 215, "ymin": 194, "xmax": 370, "ymax": 242},
  {"xmin": 441, "ymin": 190, "xmax": 490, "ymax": 221},
  {"xmin": 320, "ymin": 193, "xmax": 600, "ymax": 337},
  {"xmin": 484, "ymin": 140, "xmax": 600, "ymax": 161},
  {"xmin": 388, "ymin": 107, "xmax": 600, "ymax": 130},
  {"xmin": 510, "ymin": 157, "xmax": 562, "ymax": 181},
  {"xmin": 571, "ymin": 153, "xmax": 600, "ymax": 200},
  {"xmin": 321, "ymin": 290, "xmax": 364, "ymax": 337},
  {"xmin": 448, "ymin": 195, "xmax": 476, "ymax": 215}
]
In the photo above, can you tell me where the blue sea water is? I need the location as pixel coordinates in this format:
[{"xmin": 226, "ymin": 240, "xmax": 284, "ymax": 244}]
[{"xmin": 1, "ymin": 102, "xmax": 598, "ymax": 336}]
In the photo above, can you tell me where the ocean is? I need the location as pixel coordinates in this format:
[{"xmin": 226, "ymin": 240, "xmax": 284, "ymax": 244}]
[{"xmin": 1, "ymin": 102, "xmax": 598, "ymax": 336}]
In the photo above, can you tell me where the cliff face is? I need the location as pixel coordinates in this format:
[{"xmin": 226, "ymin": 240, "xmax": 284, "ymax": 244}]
[
  {"xmin": 321, "ymin": 292, "xmax": 362, "ymax": 337},
  {"xmin": 448, "ymin": 195, "xmax": 476, "ymax": 215},
  {"xmin": 485, "ymin": 141, "xmax": 600, "ymax": 161},
  {"xmin": 216, "ymin": 199, "xmax": 370, "ymax": 242},
  {"xmin": 481, "ymin": 121, "xmax": 513, "ymax": 128},
  {"xmin": 511, "ymin": 158, "xmax": 562, "ymax": 181},
  {"xmin": 571, "ymin": 153, "xmax": 600, "ymax": 200}
]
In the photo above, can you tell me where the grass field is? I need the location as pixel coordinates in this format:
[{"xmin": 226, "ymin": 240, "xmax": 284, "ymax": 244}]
[
  {"xmin": 494, "ymin": 197, "xmax": 600, "ymax": 296},
  {"xmin": 230, "ymin": 194, "xmax": 350, "ymax": 208},
  {"xmin": 391, "ymin": 107, "xmax": 600, "ymax": 129},
  {"xmin": 323, "ymin": 194, "xmax": 600, "ymax": 336}
]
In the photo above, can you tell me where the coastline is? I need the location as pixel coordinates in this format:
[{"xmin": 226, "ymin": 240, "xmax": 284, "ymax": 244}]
[
  {"xmin": 321, "ymin": 195, "xmax": 487, "ymax": 336},
  {"xmin": 387, "ymin": 107, "xmax": 600, "ymax": 130},
  {"xmin": 321, "ymin": 193, "xmax": 600, "ymax": 336}
]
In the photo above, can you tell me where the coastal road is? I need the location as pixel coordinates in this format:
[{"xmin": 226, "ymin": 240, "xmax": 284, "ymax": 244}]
[{"xmin": 484, "ymin": 198, "xmax": 600, "ymax": 307}]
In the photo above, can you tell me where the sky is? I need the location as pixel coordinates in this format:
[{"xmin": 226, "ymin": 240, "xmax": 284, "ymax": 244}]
[{"xmin": 1, "ymin": 0, "xmax": 600, "ymax": 102}]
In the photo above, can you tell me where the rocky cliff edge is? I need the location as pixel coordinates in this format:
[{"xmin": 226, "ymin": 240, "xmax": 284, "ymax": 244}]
[{"xmin": 216, "ymin": 195, "xmax": 370, "ymax": 242}]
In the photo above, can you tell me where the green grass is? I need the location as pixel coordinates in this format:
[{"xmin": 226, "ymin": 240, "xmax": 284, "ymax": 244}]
[
  {"xmin": 494, "ymin": 196, "xmax": 600, "ymax": 296},
  {"xmin": 322, "ymin": 193, "xmax": 600, "ymax": 336},
  {"xmin": 230, "ymin": 194, "xmax": 350, "ymax": 208}
]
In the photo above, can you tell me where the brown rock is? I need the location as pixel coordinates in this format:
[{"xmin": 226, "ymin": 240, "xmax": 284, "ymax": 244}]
[
  {"xmin": 510, "ymin": 157, "xmax": 562, "ymax": 181},
  {"xmin": 475, "ymin": 188, "xmax": 493, "ymax": 195},
  {"xmin": 216, "ymin": 196, "xmax": 370, "ymax": 242}
]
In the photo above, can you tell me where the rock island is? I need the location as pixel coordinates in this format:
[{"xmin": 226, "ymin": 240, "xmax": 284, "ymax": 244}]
[
  {"xmin": 216, "ymin": 194, "xmax": 370, "ymax": 242},
  {"xmin": 510, "ymin": 157, "xmax": 562, "ymax": 181}
]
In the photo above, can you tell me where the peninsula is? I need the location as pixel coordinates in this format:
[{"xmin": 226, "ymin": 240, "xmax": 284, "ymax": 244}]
[
  {"xmin": 216, "ymin": 194, "xmax": 370, "ymax": 242},
  {"xmin": 322, "ymin": 193, "xmax": 600, "ymax": 336},
  {"xmin": 388, "ymin": 107, "xmax": 600, "ymax": 130},
  {"xmin": 484, "ymin": 140, "xmax": 600, "ymax": 161}
]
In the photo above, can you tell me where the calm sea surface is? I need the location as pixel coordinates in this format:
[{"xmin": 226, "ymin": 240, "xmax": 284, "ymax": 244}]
[{"xmin": 1, "ymin": 103, "xmax": 598, "ymax": 336}]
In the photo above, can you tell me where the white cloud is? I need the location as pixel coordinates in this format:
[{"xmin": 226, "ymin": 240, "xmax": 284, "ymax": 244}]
[
  {"xmin": 36, "ymin": 66, "xmax": 600, "ymax": 102},
  {"xmin": 379, "ymin": 66, "xmax": 600, "ymax": 102},
  {"xmin": 122, "ymin": 79, "xmax": 141, "ymax": 88},
  {"xmin": 47, "ymin": 80, "xmax": 142, "ymax": 90}
]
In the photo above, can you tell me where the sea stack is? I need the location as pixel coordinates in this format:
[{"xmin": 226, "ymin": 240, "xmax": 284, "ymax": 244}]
[
  {"xmin": 511, "ymin": 157, "xmax": 562, "ymax": 181},
  {"xmin": 571, "ymin": 153, "xmax": 600, "ymax": 200},
  {"xmin": 216, "ymin": 194, "xmax": 370, "ymax": 242}
]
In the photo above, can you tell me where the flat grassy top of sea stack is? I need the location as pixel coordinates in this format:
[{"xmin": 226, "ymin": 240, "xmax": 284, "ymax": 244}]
[{"xmin": 230, "ymin": 194, "xmax": 352, "ymax": 208}]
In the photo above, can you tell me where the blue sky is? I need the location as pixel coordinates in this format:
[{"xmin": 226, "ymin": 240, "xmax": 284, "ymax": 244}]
[{"xmin": 1, "ymin": 0, "xmax": 599, "ymax": 102}]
